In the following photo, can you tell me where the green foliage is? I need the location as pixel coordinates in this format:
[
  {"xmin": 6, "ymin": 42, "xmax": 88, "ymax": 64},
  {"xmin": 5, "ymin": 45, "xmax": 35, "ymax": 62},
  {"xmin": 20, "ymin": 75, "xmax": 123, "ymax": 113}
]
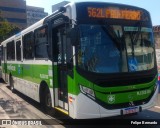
[{"xmin": 0, "ymin": 11, "xmax": 20, "ymax": 43}]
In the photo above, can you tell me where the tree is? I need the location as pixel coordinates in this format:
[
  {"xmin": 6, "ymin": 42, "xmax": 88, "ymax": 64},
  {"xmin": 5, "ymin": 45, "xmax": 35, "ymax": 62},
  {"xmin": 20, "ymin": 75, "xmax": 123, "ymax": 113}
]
[{"xmin": 0, "ymin": 11, "xmax": 21, "ymax": 42}]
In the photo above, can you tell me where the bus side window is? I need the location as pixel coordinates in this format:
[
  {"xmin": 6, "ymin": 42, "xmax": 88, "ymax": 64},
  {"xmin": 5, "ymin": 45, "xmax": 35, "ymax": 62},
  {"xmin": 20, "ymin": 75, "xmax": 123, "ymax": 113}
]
[
  {"xmin": 7, "ymin": 41, "xmax": 15, "ymax": 61},
  {"xmin": 0, "ymin": 46, "xmax": 2, "ymax": 59},
  {"xmin": 16, "ymin": 41, "xmax": 21, "ymax": 61},
  {"xmin": 23, "ymin": 32, "xmax": 34, "ymax": 59},
  {"xmin": 52, "ymin": 29, "xmax": 59, "ymax": 61},
  {"xmin": 35, "ymin": 25, "xmax": 49, "ymax": 59},
  {"xmin": 0, "ymin": 46, "xmax": 2, "ymax": 65}
]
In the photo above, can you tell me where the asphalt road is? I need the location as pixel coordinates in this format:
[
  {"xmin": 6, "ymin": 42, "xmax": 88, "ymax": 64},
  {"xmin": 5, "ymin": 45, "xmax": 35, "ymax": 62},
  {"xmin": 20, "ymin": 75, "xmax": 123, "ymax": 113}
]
[{"xmin": 0, "ymin": 81, "xmax": 65, "ymax": 128}]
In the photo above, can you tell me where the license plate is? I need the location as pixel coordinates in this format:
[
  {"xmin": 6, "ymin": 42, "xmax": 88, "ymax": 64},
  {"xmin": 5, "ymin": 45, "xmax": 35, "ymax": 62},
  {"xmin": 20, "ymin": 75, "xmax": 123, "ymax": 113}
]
[{"xmin": 123, "ymin": 107, "xmax": 139, "ymax": 115}]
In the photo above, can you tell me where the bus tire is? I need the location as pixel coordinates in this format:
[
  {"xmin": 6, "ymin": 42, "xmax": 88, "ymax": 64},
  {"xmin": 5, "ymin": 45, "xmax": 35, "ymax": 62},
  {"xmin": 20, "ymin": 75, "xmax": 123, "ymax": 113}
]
[
  {"xmin": 9, "ymin": 75, "xmax": 15, "ymax": 93},
  {"xmin": 43, "ymin": 88, "xmax": 55, "ymax": 116}
]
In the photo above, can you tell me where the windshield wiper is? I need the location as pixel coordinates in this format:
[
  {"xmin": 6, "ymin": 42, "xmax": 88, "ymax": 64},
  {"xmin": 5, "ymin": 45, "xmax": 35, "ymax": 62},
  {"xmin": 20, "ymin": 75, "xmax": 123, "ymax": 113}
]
[
  {"xmin": 100, "ymin": 21, "xmax": 123, "ymax": 51},
  {"xmin": 128, "ymin": 21, "xmax": 142, "ymax": 57}
]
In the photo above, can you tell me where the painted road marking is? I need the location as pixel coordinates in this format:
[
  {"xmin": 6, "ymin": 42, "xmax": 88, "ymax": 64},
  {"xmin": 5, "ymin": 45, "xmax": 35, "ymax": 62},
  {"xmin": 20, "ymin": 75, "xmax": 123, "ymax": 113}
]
[{"xmin": 154, "ymin": 106, "xmax": 160, "ymax": 109}]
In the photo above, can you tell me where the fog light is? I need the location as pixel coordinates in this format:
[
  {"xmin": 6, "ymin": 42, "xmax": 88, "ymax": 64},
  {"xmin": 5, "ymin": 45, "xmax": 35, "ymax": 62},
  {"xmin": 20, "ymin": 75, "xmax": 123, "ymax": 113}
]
[{"xmin": 80, "ymin": 85, "xmax": 95, "ymax": 99}]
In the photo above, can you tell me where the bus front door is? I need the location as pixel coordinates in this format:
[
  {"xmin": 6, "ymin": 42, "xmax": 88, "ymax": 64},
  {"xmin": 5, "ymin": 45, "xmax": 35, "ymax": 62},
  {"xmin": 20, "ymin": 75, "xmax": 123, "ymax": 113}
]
[{"xmin": 56, "ymin": 28, "xmax": 68, "ymax": 111}]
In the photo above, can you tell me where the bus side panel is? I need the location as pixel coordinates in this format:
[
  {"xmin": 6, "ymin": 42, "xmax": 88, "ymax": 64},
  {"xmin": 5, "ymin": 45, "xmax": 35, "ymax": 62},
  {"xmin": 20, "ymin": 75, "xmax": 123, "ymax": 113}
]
[{"xmin": 32, "ymin": 61, "xmax": 54, "ymax": 103}]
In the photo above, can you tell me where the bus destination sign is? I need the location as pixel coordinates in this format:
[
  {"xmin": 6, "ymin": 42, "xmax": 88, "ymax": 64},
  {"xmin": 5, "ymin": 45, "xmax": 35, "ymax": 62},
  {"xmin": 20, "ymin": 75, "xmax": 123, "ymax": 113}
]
[{"xmin": 87, "ymin": 7, "xmax": 141, "ymax": 20}]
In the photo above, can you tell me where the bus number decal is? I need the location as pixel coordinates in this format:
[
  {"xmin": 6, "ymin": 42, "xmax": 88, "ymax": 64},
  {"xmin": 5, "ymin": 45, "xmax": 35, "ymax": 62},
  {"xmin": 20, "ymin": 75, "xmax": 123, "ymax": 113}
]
[
  {"xmin": 137, "ymin": 89, "xmax": 151, "ymax": 96},
  {"xmin": 7, "ymin": 65, "xmax": 16, "ymax": 71},
  {"xmin": 40, "ymin": 74, "xmax": 48, "ymax": 79}
]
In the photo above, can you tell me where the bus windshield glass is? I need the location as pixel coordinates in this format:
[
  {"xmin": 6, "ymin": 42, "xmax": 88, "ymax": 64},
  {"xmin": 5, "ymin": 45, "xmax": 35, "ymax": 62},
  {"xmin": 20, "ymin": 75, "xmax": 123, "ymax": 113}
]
[
  {"xmin": 77, "ymin": 24, "xmax": 154, "ymax": 73},
  {"xmin": 75, "ymin": 3, "xmax": 155, "ymax": 73}
]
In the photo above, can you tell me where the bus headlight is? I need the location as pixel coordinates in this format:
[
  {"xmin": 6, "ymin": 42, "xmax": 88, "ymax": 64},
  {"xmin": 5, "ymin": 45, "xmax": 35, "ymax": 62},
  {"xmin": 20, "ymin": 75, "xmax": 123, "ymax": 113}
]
[{"xmin": 80, "ymin": 85, "xmax": 95, "ymax": 99}]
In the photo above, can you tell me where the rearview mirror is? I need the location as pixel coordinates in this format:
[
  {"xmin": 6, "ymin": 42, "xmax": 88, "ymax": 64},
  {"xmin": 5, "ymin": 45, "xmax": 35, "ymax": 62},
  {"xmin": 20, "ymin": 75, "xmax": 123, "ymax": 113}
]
[{"xmin": 67, "ymin": 26, "xmax": 79, "ymax": 46}]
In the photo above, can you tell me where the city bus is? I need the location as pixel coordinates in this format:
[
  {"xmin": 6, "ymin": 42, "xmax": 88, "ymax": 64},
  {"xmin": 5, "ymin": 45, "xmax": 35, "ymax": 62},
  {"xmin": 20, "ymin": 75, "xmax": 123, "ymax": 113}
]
[{"xmin": 0, "ymin": 1, "xmax": 158, "ymax": 119}]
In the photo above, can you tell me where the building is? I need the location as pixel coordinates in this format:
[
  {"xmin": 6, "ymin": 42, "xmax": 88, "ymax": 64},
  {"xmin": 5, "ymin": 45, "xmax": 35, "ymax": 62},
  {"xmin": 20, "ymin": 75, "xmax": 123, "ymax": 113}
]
[
  {"xmin": 153, "ymin": 25, "xmax": 160, "ymax": 72},
  {"xmin": 26, "ymin": 6, "xmax": 48, "ymax": 27},
  {"xmin": 52, "ymin": 1, "xmax": 69, "ymax": 12},
  {"xmin": 153, "ymin": 25, "xmax": 160, "ymax": 49},
  {"xmin": 0, "ymin": 0, "xmax": 27, "ymax": 29}
]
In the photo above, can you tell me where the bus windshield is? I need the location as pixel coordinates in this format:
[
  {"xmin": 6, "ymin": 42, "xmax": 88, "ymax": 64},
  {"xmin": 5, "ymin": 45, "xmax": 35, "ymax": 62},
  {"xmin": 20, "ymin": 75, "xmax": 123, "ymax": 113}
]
[{"xmin": 77, "ymin": 24, "xmax": 155, "ymax": 73}]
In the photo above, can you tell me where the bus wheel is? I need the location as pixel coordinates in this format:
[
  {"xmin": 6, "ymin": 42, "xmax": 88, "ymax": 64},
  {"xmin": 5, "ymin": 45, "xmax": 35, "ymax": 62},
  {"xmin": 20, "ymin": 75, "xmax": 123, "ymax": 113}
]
[
  {"xmin": 44, "ymin": 88, "xmax": 55, "ymax": 116},
  {"xmin": 9, "ymin": 75, "xmax": 15, "ymax": 93}
]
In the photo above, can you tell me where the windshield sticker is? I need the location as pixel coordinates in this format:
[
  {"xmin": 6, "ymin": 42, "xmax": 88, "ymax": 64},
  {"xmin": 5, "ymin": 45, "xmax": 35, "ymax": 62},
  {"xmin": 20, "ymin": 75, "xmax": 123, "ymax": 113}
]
[
  {"xmin": 124, "ymin": 27, "xmax": 138, "ymax": 31},
  {"xmin": 141, "ymin": 27, "xmax": 152, "ymax": 32},
  {"xmin": 124, "ymin": 27, "xmax": 152, "ymax": 32},
  {"xmin": 128, "ymin": 57, "xmax": 138, "ymax": 71}
]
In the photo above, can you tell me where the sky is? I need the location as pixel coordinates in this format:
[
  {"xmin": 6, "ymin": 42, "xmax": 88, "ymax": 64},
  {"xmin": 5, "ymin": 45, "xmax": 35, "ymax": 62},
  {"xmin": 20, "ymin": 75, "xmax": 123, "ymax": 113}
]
[{"xmin": 26, "ymin": 0, "xmax": 160, "ymax": 26}]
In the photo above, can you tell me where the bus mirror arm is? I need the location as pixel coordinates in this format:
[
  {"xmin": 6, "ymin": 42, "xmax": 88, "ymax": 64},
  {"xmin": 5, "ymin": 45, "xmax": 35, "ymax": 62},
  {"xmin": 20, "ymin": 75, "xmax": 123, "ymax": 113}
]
[
  {"xmin": 67, "ymin": 27, "xmax": 79, "ymax": 46},
  {"xmin": 67, "ymin": 61, "xmax": 73, "ymax": 70},
  {"xmin": 67, "ymin": 61, "xmax": 74, "ymax": 78},
  {"xmin": 67, "ymin": 56, "xmax": 74, "ymax": 69}
]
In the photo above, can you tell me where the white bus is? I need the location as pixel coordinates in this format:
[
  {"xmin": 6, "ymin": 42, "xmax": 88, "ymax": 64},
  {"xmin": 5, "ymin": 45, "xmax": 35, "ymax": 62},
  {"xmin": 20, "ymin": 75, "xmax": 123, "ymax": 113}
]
[{"xmin": 1, "ymin": 1, "xmax": 158, "ymax": 119}]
